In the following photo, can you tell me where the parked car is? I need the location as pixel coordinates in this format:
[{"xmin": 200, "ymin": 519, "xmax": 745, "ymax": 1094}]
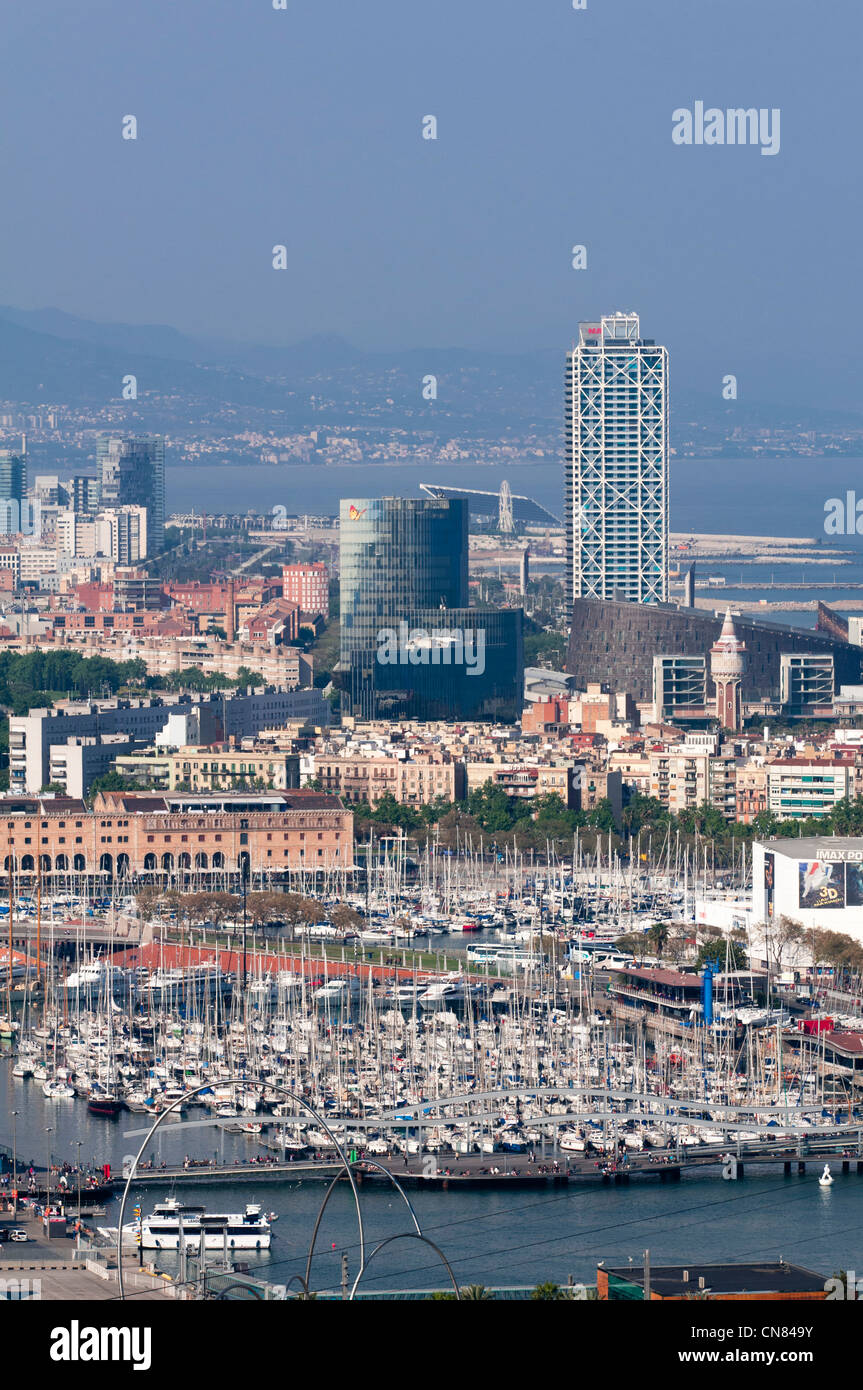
[{"xmin": 9, "ymin": 1230, "xmax": 28, "ymax": 1242}]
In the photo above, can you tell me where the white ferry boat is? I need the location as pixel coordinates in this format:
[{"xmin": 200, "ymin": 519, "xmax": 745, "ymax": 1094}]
[{"xmin": 104, "ymin": 1199, "xmax": 272, "ymax": 1251}]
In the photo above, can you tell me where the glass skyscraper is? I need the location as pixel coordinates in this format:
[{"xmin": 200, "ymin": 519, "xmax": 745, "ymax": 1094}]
[
  {"xmin": 339, "ymin": 496, "xmax": 522, "ymax": 720},
  {"xmin": 0, "ymin": 449, "xmax": 28, "ymax": 539},
  {"xmin": 565, "ymin": 313, "xmax": 669, "ymax": 611},
  {"xmin": 0, "ymin": 450, "xmax": 27, "ymax": 507},
  {"xmin": 340, "ymin": 496, "xmax": 469, "ymax": 664},
  {"xmin": 97, "ymin": 435, "xmax": 166, "ymax": 551}
]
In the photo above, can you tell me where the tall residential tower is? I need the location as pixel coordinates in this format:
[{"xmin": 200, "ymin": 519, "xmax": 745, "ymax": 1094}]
[
  {"xmin": 565, "ymin": 313, "xmax": 669, "ymax": 611},
  {"xmin": 97, "ymin": 435, "xmax": 166, "ymax": 550}
]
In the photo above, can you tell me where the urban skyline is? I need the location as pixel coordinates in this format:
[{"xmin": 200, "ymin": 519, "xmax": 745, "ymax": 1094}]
[{"xmin": 1, "ymin": 0, "xmax": 861, "ymax": 1341}]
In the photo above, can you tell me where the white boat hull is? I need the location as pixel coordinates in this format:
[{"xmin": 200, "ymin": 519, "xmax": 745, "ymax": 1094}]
[
  {"xmin": 143, "ymin": 1230, "xmax": 271, "ymax": 1251},
  {"xmin": 106, "ymin": 1223, "xmax": 271, "ymax": 1251}
]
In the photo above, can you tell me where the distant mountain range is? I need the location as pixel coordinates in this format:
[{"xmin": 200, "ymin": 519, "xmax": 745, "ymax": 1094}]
[
  {"xmin": 0, "ymin": 307, "xmax": 565, "ymax": 426},
  {"xmin": 1, "ymin": 305, "xmax": 860, "ymax": 436},
  {"xmin": 0, "ymin": 310, "xmax": 283, "ymax": 408}
]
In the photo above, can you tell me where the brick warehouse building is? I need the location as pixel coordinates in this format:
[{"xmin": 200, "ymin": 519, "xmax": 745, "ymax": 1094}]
[{"xmin": 0, "ymin": 790, "xmax": 353, "ymax": 882}]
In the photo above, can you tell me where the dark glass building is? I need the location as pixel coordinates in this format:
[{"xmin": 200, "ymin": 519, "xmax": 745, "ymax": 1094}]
[
  {"xmin": 0, "ymin": 450, "xmax": 27, "ymax": 521},
  {"xmin": 339, "ymin": 497, "xmax": 523, "ymax": 719},
  {"xmin": 568, "ymin": 596, "xmax": 863, "ymax": 703},
  {"xmin": 0, "ymin": 449, "xmax": 29, "ymax": 542},
  {"xmin": 347, "ymin": 606, "xmax": 525, "ymax": 721}
]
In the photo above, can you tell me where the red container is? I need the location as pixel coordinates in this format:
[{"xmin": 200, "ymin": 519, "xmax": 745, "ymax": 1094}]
[{"xmin": 802, "ymin": 1017, "xmax": 833, "ymax": 1036}]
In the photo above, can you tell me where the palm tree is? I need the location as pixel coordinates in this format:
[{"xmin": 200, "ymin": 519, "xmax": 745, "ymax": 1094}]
[
  {"xmin": 459, "ymin": 1284, "xmax": 493, "ymax": 1300},
  {"xmin": 530, "ymin": 1281, "xmax": 569, "ymax": 1300},
  {"xmin": 646, "ymin": 921, "xmax": 669, "ymax": 959}
]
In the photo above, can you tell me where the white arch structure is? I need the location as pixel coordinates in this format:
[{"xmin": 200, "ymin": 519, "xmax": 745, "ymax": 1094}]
[
  {"xmin": 115, "ymin": 1079, "xmax": 461, "ymax": 1301},
  {"xmin": 115, "ymin": 1078, "xmax": 364, "ymax": 1301}
]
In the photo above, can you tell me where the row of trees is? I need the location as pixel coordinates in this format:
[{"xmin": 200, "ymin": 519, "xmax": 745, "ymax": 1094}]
[
  {"xmin": 352, "ymin": 787, "xmax": 617, "ymax": 853},
  {"xmin": 0, "ymin": 650, "xmax": 147, "ymax": 716},
  {"xmin": 622, "ymin": 791, "xmax": 863, "ymax": 847},
  {"xmin": 138, "ymin": 888, "xmax": 363, "ymax": 938},
  {"xmin": 349, "ymin": 786, "xmax": 863, "ymax": 864},
  {"xmin": 157, "ymin": 664, "xmax": 267, "ymax": 693},
  {"xmin": 614, "ymin": 922, "xmax": 749, "ymax": 972}
]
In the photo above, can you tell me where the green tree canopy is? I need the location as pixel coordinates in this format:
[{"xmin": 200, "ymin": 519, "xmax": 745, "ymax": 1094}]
[{"xmin": 695, "ymin": 938, "xmax": 748, "ymax": 971}]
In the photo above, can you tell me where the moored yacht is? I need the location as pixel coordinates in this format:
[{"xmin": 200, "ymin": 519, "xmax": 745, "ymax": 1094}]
[{"xmin": 104, "ymin": 1199, "xmax": 272, "ymax": 1250}]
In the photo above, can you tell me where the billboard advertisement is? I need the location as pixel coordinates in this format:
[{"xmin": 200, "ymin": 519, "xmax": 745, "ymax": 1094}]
[
  {"xmin": 763, "ymin": 851, "xmax": 775, "ymax": 918},
  {"xmin": 798, "ymin": 860, "xmax": 846, "ymax": 910},
  {"xmin": 846, "ymin": 862, "xmax": 863, "ymax": 907}
]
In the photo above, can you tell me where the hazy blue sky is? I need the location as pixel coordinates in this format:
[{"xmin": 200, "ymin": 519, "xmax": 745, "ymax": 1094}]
[{"xmin": 1, "ymin": 0, "xmax": 859, "ymax": 405}]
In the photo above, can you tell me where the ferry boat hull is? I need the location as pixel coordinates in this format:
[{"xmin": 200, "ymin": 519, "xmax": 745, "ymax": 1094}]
[{"xmin": 105, "ymin": 1201, "xmax": 272, "ymax": 1251}]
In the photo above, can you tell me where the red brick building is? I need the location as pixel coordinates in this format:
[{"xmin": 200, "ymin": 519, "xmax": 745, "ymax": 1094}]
[
  {"xmin": 0, "ymin": 790, "xmax": 353, "ymax": 880},
  {"xmin": 521, "ymin": 698, "xmax": 570, "ymax": 734},
  {"xmin": 282, "ymin": 563, "xmax": 329, "ymax": 620},
  {"xmin": 241, "ymin": 599, "xmax": 301, "ymax": 645}
]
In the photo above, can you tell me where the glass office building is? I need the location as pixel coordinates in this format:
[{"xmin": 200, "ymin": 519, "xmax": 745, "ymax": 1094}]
[
  {"xmin": 339, "ymin": 497, "xmax": 522, "ymax": 719},
  {"xmin": 0, "ymin": 450, "xmax": 27, "ymax": 507},
  {"xmin": 0, "ymin": 449, "xmax": 29, "ymax": 540},
  {"xmin": 347, "ymin": 606, "xmax": 524, "ymax": 721},
  {"xmin": 565, "ymin": 313, "xmax": 669, "ymax": 612},
  {"xmin": 340, "ymin": 497, "xmax": 469, "ymax": 663},
  {"xmin": 97, "ymin": 435, "xmax": 166, "ymax": 550}
]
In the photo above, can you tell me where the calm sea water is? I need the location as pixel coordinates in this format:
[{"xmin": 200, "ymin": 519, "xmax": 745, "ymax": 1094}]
[
  {"xmin": 165, "ymin": 457, "xmax": 863, "ymax": 632},
  {"xmin": 165, "ymin": 455, "xmax": 863, "ymax": 541},
  {"xmin": 1, "ymin": 1059, "xmax": 852, "ymax": 1293}
]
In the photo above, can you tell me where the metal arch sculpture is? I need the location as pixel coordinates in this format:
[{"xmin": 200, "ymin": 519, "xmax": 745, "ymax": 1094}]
[
  {"xmin": 284, "ymin": 1272, "xmax": 313, "ymax": 1300},
  {"xmin": 115, "ymin": 1077, "xmax": 365, "ymax": 1301},
  {"xmin": 211, "ymin": 1281, "xmax": 265, "ymax": 1301},
  {"xmin": 304, "ymin": 1158, "xmax": 421, "ymax": 1294},
  {"xmin": 349, "ymin": 1231, "xmax": 462, "ymax": 1301}
]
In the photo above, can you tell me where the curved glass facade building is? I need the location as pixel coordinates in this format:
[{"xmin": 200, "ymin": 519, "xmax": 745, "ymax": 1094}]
[
  {"xmin": 340, "ymin": 497, "xmax": 469, "ymax": 663},
  {"xmin": 339, "ymin": 496, "xmax": 522, "ymax": 720}
]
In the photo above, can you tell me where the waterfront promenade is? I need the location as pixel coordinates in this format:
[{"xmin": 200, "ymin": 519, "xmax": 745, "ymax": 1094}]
[{"xmin": 119, "ymin": 1138, "xmax": 863, "ymax": 1190}]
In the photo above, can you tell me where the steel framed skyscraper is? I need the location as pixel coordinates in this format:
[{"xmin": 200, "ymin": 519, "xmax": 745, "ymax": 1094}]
[{"xmin": 565, "ymin": 313, "xmax": 669, "ymax": 611}]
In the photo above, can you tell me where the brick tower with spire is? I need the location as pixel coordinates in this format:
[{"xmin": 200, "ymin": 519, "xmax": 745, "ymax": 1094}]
[{"xmin": 710, "ymin": 608, "xmax": 745, "ymax": 731}]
